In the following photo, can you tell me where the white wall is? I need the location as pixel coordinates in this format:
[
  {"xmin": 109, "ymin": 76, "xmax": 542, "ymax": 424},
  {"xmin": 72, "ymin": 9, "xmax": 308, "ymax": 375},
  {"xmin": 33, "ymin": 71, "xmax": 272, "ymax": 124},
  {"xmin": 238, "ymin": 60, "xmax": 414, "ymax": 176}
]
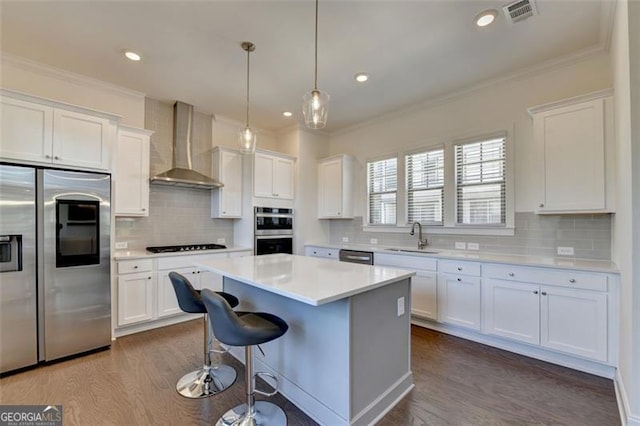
[
  {"xmin": 1, "ymin": 53, "xmax": 145, "ymax": 127},
  {"xmin": 611, "ymin": 1, "xmax": 640, "ymax": 424},
  {"xmin": 328, "ymin": 52, "xmax": 612, "ymax": 217},
  {"xmin": 211, "ymin": 115, "xmax": 279, "ymax": 151}
]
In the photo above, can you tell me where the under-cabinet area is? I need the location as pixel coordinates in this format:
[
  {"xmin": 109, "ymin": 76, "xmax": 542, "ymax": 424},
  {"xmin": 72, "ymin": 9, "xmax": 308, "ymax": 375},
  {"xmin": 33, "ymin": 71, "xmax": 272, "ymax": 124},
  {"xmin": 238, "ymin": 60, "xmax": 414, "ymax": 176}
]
[
  {"xmin": 307, "ymin": 245, "xmax": 618, "ymax": 377},
  {"xmin": 115, "ymin": 250, "xmax": 252, "ymax": 336}
]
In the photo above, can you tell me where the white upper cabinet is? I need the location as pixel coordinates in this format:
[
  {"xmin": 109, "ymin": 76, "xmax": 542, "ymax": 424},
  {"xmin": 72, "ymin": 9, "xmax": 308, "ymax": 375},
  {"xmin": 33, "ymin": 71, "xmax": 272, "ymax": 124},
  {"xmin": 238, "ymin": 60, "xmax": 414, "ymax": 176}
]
[
  {"xmin": 318, "ymin": 154, "xmax": 354, "ymax": 219},
  {"xmin": 115, "ymin": 126, "xmax": 152, "ymax": 216},
  {"xmin": 211, "ymin": 147, "xmax": 243, "ymax": 218},
  {"xmin": 0, "ymin": 91, "xmax": 118, "ymax": 171},
  {"xmin": 528, "ymin": 89, "xmax": 614, "ymax": 214},
  {"xmin": 253, "ymin": 151, "xmax": 294, "ymax": 200}
]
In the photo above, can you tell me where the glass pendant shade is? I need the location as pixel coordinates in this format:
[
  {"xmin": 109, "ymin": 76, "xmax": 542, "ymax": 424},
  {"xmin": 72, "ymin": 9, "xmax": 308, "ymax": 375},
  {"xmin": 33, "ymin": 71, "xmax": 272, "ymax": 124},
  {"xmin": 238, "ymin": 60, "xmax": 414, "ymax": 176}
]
[
  {"xmin": 302, "ymin": 89, "xmax": 330, "ymax": 129},
  {"xmin": 239, "ymin": 126, "xmax": 257, "ymax": 154}
]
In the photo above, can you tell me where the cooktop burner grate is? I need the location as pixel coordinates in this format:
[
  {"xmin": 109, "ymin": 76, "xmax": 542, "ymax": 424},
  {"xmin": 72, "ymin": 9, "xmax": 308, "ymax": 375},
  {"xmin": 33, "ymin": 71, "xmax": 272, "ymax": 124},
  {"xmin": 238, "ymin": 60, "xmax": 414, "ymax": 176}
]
[{"xmin": 146, "ymin": 243, "xmax": 227, "ymax": 253}]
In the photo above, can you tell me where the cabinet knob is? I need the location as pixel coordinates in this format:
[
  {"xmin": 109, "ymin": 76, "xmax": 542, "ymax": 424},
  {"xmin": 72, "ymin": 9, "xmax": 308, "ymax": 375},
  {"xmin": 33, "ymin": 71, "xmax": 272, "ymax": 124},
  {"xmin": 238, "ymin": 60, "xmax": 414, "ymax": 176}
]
[
  {"xmin": 337, "ymin": 212, "xmax": 341, "ymax": 215},
  {"xmin": 457, "ymin": 267, "xmax": 462, "ymax": 271},
  {"xmin": 533, "ymin": 290, "xmax": 539, "ymax": 295},
  {"xmin": 541, "ymin": 291, "xmax": 547, "ymax": 296},
  {"xmin": 223, "ymin": 211, "xmax": 226, "ymax": 214},
  {"xmin": 539, "ymin": 203, "xmax": 544, "ymax": 208},
  {"xmin": 134, "ymin": 265, "xmax": 138, "ymax": 269},
  {"xmin": 54, "ymin": 156, "xmax": 60, "ymax": 160},
  {"xmin": 569, "ymin": 278, "xmax": 576, "ymax": 283},
  {"xmin": 45, "ymin": 154, "xmax": 51, "ymax": 159},
  {"xmin": 457, "ymin": 278, "xmax": 462, "ymax": 282},
  {"xmin": 148, "ymin": 276, "xmax": 152, "ymax": 280},
  {"xmin": 508, "ymin": 272, "xmax": 514, "ymax": 277},
  {"xmin": 197, "ymin": 271, "xmax": 200, "ymax": 274},
  {"xmin": 142, "ymin": 208, "xmax": 146, "ymax": 212}
]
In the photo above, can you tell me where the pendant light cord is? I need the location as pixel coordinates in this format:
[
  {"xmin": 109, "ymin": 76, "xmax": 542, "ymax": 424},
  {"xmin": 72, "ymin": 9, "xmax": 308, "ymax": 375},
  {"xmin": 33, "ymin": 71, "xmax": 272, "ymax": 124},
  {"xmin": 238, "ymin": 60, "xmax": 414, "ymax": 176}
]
[
  {"xmin": 246, "ymin": 46, "xmax": 251, "ymax": 127},
  {"xmin": 314, "ymin": 0, "xmax": 319, "ymax": 90}
]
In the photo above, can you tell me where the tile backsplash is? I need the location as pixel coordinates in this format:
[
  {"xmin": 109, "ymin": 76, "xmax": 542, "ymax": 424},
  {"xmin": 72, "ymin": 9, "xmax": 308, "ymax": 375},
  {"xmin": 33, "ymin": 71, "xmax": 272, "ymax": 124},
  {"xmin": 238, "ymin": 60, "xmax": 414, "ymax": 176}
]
[
  {"xmin": 114, "ymin": 97, "xmax": 232, "ymax": 250},
  {"xmin": 328, "ymin": 213, "xmax": 611, "ymax": 260}
]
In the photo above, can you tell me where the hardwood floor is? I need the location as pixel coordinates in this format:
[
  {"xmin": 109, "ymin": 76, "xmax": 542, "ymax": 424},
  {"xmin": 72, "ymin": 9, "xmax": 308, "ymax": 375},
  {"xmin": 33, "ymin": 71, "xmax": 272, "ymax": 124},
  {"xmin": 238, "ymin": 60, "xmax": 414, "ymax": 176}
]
[{"xmin": 0, "ymin": 322, "xmax": 619, "ymax": 425}]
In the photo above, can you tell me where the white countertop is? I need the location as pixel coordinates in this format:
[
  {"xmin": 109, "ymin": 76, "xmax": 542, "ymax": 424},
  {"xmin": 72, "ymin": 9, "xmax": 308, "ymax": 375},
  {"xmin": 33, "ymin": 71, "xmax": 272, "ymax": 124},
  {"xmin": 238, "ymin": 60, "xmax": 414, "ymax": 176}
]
[
  {"xmin": 306, "ymin": 242, "xmax": 619, "ymax": 273},
  {"xmin": 113, "ymin": 246, "xmax": 252, "ymax": 260},
  {"xmin": 195, "ymin": 253, "xmax": 415, "ymax": 306}
]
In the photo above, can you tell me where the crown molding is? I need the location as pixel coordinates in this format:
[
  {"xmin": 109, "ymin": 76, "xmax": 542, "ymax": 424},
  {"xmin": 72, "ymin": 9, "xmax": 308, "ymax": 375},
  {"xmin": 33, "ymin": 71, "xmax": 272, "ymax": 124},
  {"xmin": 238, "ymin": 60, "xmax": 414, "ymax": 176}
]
[
  {"xmin": 599, "ymin": 0, "xmax": 617, "ymax": 51},
  {"xmin": 331, "ymin": 45, "xmax": 609, "ymax": 138},
  {"xmin": 1, "ymin": 52, "xmax": 146, "ymax": 100}
]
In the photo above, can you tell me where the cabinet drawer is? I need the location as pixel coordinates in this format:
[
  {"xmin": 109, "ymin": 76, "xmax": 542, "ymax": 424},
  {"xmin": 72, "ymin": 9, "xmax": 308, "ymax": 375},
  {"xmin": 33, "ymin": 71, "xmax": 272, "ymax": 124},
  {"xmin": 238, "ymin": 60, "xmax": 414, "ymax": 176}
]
[
  {"xmin": 438, "ymin": 259, "xmax": 481, "ymax": 276},
  {"xmin": 374, "ymin": 253, "xmax": 437, "ymax": 271},
  {"xmin": 229, "ymin": 250, "xmax": 252, "ymax": 258},
  {"xmin": 306, "ymin": 246, "xmax": 339, "ymax": 260},
  {"xmin": 118, "ymin": 259, "xmax": 153, "ymax": 274},
  {"xmin": 484, "ymin": 264, "xmax": 607, "ymax": 292},
  {"xmin": 157, "ymin": 253, "xmax": 228, "ymax": 270}
]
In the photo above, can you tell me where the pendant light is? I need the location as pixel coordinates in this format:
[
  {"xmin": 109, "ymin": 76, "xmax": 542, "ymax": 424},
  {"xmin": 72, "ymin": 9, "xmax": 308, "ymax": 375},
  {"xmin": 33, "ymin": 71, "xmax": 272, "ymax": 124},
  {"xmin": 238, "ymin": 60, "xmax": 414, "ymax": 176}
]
[
  {"xmin": 239, "ymin": 41, "xmax": 257, "ymax": 154},
  {"xmin": 302, "ymin": 0, "xmax": 329, "ymax": 129}
]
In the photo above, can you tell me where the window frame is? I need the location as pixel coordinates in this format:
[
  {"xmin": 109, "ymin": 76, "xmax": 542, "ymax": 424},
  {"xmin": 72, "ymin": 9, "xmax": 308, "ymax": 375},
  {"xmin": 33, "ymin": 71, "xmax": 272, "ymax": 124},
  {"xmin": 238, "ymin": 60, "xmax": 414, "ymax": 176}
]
[{"xmin": 362, "ymin": 129, "xmax": 514, "ymax": 236}]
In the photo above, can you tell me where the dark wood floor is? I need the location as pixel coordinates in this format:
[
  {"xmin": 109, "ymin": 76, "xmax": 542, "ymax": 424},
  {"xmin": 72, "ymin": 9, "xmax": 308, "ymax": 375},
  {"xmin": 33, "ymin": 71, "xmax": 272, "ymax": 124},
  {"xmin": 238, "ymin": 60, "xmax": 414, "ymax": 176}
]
[{"xmin": 0, "ymin": 321, "xmax": 619, "ymax": 425}]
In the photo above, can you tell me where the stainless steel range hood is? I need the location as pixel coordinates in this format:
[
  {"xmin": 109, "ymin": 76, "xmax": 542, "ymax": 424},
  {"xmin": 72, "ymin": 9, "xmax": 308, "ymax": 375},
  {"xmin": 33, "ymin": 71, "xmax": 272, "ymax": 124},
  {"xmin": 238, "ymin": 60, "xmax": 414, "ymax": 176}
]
[{"xmin": 150, "ymin": 101, "xmax": 223, "ymax": 189}]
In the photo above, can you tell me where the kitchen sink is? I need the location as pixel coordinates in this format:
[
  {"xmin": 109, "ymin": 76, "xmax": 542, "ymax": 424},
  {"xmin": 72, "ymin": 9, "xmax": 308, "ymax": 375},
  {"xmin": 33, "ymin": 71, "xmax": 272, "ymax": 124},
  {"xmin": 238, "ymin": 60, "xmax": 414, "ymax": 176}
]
[{"xmin": 384, "ymin": 248, "xmax": 440, "ymax": 254}]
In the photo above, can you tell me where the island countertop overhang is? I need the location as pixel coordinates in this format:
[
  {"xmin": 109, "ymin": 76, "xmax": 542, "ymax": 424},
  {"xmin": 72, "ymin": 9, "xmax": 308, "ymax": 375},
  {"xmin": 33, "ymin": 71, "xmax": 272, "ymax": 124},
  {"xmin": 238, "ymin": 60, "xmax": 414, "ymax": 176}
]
[{"xmin": 194, "ymin": 253, "xmax": 415, "ymax": 306}]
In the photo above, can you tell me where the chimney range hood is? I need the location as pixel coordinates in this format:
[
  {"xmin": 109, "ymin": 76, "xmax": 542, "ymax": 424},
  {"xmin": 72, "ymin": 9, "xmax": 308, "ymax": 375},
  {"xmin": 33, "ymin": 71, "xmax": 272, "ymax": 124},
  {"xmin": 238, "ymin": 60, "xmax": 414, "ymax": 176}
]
[{"xmin": 150, "ymin": 101, "xmax": 223, "ymax": 189}]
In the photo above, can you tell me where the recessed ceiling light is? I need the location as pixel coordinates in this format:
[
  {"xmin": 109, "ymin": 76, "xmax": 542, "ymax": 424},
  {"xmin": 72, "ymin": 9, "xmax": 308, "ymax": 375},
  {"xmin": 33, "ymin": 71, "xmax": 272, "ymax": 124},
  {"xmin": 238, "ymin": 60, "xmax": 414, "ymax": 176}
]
[
  {"xmin": 354, "ymin": 72, "xmax": 369, "ymax": 83},
  {"xmin": 475, "ymin": 9, "xmax": 498, "ymax": 27},
  {"xmin": 283, "ymin": 111, "xmax": 293, "ymax": 118},
  {"xmin": 124, "ymin": 50, "xmax": 142, "ymax": 61}
]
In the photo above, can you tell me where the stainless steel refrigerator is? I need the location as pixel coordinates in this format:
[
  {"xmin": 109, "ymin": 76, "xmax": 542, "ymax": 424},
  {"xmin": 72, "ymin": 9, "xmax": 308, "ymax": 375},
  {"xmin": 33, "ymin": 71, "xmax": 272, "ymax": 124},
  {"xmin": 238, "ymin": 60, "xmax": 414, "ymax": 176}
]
[{"xmin": 0, "ymin": 164, "xmax": 111, "ymax": 374}]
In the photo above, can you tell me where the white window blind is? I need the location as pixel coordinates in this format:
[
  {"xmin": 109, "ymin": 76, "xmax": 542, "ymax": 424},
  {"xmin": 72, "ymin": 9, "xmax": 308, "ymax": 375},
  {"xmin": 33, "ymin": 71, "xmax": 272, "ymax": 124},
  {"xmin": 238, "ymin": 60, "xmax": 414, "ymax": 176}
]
[
  {"xmin": 367, "ymin": 157, "xmax": 397, "ymax": 225},
  {"xmin": 455, "ymin": 137, "xmax": 506, "ymax": 225},
  {"xmin": 406, "ymin": 148, "xmax": 444, "ymax": 225}
]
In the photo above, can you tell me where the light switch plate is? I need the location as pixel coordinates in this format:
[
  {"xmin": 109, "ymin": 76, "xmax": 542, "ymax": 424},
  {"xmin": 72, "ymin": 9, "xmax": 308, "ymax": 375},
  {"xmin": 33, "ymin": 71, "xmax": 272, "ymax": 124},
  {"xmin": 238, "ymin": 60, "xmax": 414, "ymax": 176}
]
[
  {"xmin": 455, "ymin": 242, "xmax": 466, "ymax": 250},
  {"xmin": 370, "ymin": 238, "xmax": 378, "ymax": 245},
  {"xmin": 557, "ymin": 246, "xmax": 574, "ymax": 256},
  {"xmin": 397, "ymin": 297, "xmax": 405, "ymax": 316},
  {"xmin": 217, "ymin": 238, "xmax": 226, "ymax": 245},
  {"xmin": 467, "ymin": 242, "xmax": 479, "ymax": 250},
  {"xmin": 115, "ymin": 242, "xmax": 128, "ymax": 249},
  {"xmin": 342, "ymin": 237, "xmax": 349, "ymax": 243}
]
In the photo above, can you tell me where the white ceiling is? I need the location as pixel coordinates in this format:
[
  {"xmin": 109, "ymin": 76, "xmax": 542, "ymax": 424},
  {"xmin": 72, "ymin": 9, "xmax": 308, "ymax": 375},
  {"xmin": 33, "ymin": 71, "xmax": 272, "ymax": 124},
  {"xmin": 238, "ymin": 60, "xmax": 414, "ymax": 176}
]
[{"xmin": 0, "ymin": 0, "xmax": 612, "ymax": 133}]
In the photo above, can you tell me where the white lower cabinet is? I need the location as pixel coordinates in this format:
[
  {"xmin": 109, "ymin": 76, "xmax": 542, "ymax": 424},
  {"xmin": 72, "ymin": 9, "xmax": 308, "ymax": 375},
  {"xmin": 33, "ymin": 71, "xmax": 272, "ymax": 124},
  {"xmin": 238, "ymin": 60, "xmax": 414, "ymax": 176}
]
[
  {"xmin": 483, "ymin": 267, "xmax": 609, "ymax": 362},
  {"xmin": 437, "ymin": 273, "xmax": 481, "ymax": 330},
  {"xmin": 117, "ymin": 272, "xmax": 154, "ymax": 326},
  {"xmin": 115, "ymin": 250, "xmax": 251, "ymax": 332}
]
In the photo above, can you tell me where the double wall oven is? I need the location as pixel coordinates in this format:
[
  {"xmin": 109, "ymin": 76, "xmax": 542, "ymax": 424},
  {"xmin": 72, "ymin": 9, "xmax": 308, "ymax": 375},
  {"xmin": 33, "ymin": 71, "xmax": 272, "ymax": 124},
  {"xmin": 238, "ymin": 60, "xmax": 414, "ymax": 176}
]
[{"xmin": 254, "ymin": 207, "xmax": 293, "ymax": 255}]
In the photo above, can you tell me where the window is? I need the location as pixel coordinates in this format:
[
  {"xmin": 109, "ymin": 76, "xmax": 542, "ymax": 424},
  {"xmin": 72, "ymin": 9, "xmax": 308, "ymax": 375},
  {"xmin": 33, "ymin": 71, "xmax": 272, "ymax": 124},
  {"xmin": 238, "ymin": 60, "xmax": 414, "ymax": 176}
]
[
  {"xmin": 455, "ymin": 137, "xmax": 506, "ymax": 225},
  {"xmin": 406, "ymin": 148, "xmax": 444, "ymax": 225},
  {"xmin": 367, "ymin": 157, "xmax": 397, "ymax": 225}
]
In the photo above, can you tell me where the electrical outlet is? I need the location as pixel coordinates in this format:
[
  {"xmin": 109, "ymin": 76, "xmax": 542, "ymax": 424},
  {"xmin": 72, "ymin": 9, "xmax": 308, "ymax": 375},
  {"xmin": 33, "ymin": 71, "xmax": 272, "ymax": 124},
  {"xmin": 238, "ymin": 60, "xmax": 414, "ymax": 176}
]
[
  {"xmin": 467, "ymin": 242, "xmax": 479, "ymax": 251},
  {"xmin": 115, "ymin": 242, "xmax": 128, "ymax": 249},
  {"xmin": 342, "ymin": 237, "xmax": 349, "ymax": 243},
  {"xmin": 557, "ymin": 246, "xmax": 574, "ymax": 256},
  {"xmin": 217, "ymin": 238, "xmax": 226, "ymax": 245},
  {"xmin": 397, "ymin": 297, "xmax": 405, "ymax": 317},
  {"xmin": 370, "ymin": 238, "xmax": 378, "ymax": 245},
  {"xmin": 455, "ymin": 242, "xmax": 466, "ymax": 250}
]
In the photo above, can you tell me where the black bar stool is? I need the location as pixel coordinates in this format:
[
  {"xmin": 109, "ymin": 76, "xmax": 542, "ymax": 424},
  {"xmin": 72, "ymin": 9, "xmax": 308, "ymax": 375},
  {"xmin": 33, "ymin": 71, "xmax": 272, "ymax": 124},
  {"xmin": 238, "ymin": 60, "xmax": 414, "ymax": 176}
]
[
  {"xmin": 169, "ymin": 272, "xmax": 238, "ymax": 399},
  {"xmin": 201, "ymin": 288, "xmax": 289, "ymax": 426}
]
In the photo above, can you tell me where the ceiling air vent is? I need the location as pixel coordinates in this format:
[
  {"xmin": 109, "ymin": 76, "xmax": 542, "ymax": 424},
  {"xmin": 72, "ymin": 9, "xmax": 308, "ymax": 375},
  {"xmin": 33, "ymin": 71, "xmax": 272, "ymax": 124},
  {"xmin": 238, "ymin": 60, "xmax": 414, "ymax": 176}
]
[{"xmin": 503, "ymin": 0, "xmax": 538, "ymax": 25}]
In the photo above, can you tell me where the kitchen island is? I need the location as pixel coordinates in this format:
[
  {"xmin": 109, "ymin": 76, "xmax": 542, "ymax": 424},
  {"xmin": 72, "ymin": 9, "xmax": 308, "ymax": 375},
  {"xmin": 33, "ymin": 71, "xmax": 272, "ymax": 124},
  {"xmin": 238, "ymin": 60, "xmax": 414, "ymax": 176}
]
[{"xmin": 196, "ymin": 253, "xmax": 415, "ymax": 426}]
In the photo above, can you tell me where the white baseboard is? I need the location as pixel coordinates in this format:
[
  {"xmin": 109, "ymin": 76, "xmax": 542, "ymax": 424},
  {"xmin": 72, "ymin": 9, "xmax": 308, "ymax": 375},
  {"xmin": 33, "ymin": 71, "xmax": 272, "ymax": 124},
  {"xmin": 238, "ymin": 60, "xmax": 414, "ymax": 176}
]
[
  {"xmin": 615, "ymin": 369, "xmax": 640, "ymax": 426},
  {"xmin": 113, "ymin": 313, "xmax": 200, "ymax": 338}
]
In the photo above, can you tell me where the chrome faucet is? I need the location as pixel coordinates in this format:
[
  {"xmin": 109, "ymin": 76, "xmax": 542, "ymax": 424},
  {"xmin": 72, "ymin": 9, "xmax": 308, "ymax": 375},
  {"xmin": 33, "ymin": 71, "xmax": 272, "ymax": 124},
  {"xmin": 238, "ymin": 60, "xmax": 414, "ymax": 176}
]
[{"xmin": 410, "ymin": 222, "xmax": 428, "ymax": 250}]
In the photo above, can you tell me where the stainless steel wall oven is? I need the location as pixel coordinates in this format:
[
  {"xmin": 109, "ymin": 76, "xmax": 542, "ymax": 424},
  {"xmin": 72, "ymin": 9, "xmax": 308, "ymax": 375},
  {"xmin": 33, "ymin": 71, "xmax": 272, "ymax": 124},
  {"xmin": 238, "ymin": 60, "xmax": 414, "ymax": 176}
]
[{"xmin": 254, "ymin": 207, "xmax": 293, "ymax": 255}]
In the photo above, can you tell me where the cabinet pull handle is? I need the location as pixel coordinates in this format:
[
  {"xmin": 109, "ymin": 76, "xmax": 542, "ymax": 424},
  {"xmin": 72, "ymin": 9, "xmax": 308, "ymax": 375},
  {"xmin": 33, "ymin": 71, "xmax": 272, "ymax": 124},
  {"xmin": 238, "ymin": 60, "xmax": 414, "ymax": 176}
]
[
  {"xmin": 533, "ymin": 290, "xmax": 538, "ymax": 294},
  {"xmin": 541, "ymin": 291, "xmax": 547, "ymax": 296},
  {"xmin": 457, "ymin": 278, "xmax": 462, "ymax": 282},
  {"xmin": 569, "ymin": 278, "xmax": 576, "ymax": 283},
  {"xmin": 508, "ymin": 272, "xmax": 514, "ymax": 277}
]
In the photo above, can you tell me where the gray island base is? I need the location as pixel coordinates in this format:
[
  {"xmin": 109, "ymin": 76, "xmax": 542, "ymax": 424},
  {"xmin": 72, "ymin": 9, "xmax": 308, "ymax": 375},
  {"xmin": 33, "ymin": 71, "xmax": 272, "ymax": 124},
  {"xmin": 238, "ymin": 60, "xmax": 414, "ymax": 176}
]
[{"xmin": 196, "ymin": 254, "xmax": 415, "ymax": 425}]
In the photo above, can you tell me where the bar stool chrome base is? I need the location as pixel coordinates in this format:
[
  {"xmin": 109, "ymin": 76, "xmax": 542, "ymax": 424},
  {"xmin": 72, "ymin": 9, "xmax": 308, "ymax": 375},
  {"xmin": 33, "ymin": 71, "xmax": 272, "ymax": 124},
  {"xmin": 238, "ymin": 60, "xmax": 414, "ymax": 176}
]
[
  {"xmin": 176, "ymin": 364, "xmax": 237, "ymax": 398},
  {"xmin": 216, "ymin": 401, "xmax": 286, "ymax": 426}
]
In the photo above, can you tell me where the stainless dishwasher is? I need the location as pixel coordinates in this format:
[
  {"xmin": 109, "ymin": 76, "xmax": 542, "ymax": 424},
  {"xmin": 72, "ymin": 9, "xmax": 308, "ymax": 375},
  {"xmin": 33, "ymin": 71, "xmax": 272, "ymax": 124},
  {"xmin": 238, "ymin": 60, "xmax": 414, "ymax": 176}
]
[{"xmin": 339, "ymin": 249, "xmax": 374, "ymax": 265}]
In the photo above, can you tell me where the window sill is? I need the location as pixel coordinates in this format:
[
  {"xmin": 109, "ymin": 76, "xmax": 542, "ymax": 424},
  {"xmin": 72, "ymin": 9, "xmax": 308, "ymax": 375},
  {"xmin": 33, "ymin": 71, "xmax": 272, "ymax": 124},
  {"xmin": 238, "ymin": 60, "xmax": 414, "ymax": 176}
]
[{"xmin": 362, "ymin": 225, "xmax": 515, "ymax": 236}]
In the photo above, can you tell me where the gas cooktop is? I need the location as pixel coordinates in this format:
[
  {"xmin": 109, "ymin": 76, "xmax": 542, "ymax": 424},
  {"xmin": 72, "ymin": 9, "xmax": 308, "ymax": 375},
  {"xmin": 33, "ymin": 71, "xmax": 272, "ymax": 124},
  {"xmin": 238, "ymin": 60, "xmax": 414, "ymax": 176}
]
[{"xmin": 146, "ymin": 243, "xmax": 227, "ymax": 254}]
